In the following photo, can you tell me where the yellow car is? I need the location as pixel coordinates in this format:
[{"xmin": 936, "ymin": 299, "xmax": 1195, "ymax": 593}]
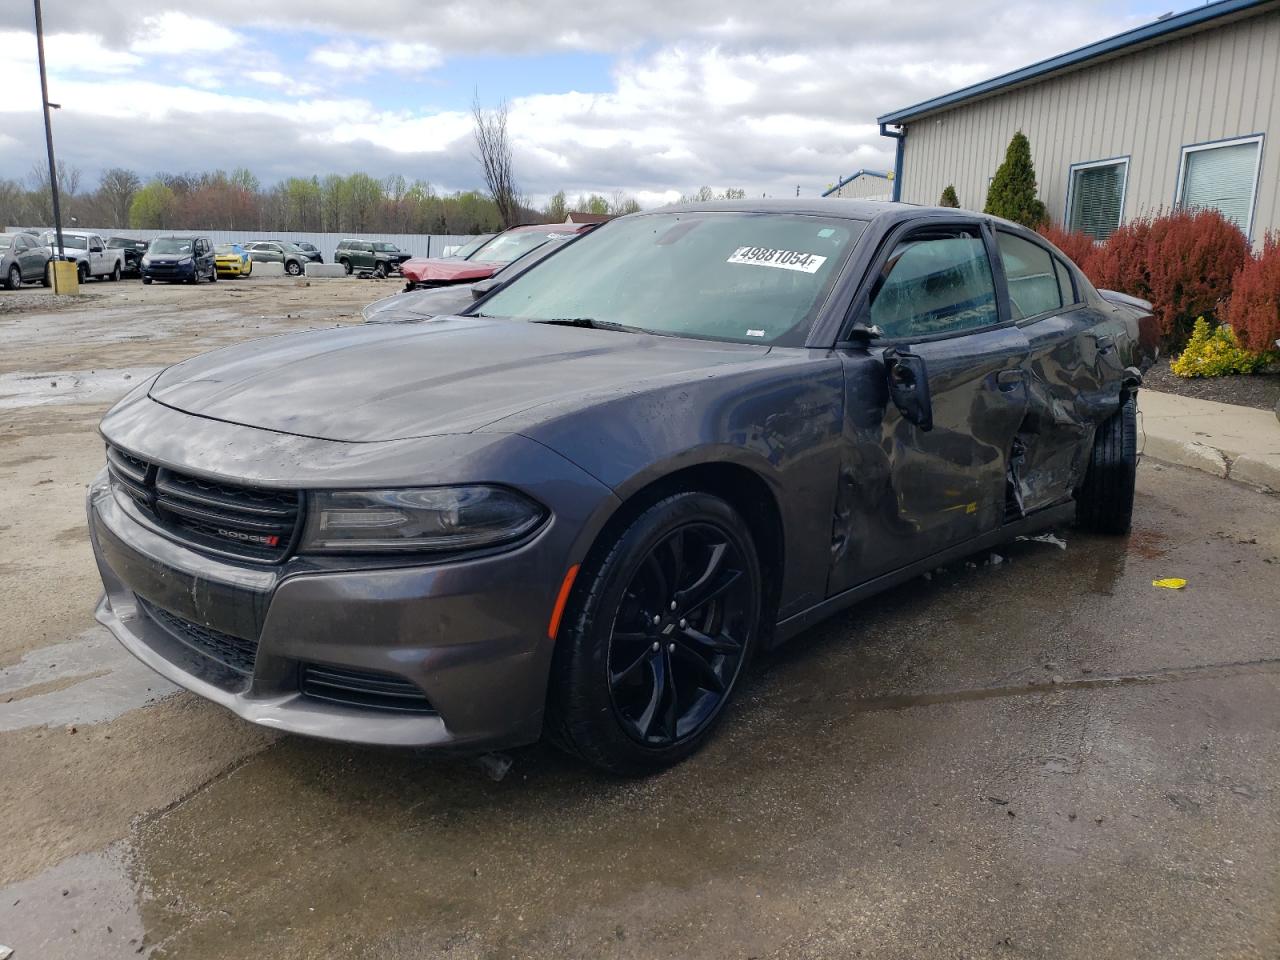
[{"xmin": 214, "ymin": 243, "xmax": 253, "ymax": 278}]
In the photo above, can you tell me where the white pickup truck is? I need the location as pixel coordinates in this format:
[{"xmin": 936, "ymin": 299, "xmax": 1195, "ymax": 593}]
[{"xmin": 39, "ymin": 230, "xmax": 126, "ymax": 282}]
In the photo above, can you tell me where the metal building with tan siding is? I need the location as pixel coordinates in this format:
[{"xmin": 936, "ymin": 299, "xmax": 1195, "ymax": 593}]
[
  {"xmin": 874, "ymin": 0, "xmax": 1279, "ymax": 242},
  {"xmin": 823, "ymin": 169, "xmax": 893, "ymax": 201}
]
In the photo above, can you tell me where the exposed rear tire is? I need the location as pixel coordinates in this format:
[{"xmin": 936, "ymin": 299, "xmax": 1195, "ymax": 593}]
[
  {"xmin": 548, "ymin": 491, "xmax": 762, "ymax": 776},
  {"xmin": 1076, "ymin": 392, "xmax": 1138, "ymax": 535},
  {"xmin": 109, "ymin": 264, "xmax": 121, "ymax": 282},
  {"xmin": 77, "ymin": 262, "xmax": 89, "ymax": 284}
]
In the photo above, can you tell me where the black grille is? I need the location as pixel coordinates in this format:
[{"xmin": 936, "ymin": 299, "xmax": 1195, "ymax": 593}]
[
  {"xmin": 107, "ymin": 445, "xmax": 302, "ymax": 563},
  {"xmin": 300, "ymin": 664, "xmax": 436, "ymax": 714},
  {"xmin": 139, "ymin": 597, "xmax": 259, "ymax": 676}
]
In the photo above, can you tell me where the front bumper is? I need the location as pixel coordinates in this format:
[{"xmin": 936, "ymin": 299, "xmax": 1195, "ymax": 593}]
[
  {"xmin": 86, "ymin": 425, "xmax": 616, "ymax": 750},
  {"xmin": 143, "ymin": 262, "xmax": 196, "ymax": 282},
  {"xmin": 215, "ymin": 260, "xmax": 245, "ymax": 275}
]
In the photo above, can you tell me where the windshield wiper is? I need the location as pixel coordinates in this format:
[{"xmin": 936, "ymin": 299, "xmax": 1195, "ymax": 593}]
[{"xmin": 532, "ymin": 317, "xmax": 651, "ymax": 334}]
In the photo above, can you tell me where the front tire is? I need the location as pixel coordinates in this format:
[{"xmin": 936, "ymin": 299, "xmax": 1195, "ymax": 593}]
[
  {"xmin": 5, "ymin": 265, "xmax": 20, "ymax": 290},
  {"xmin": 1076, "ymin": 392, "xmax": 1138, "ymax": 535},
  {"xmin": 549, "ymin": 492, "xmax": 762, "ymax": 775},
  {"xmin": 286, "ymin": 259, "xmax": 302, "ymax": 276},
  {"xmin": 340, "ymin": 258, "xmax": 352, "ymax": 275},
  {"xmin": 373, "ymin": 262, "xmax": 387, "ymax": 279},
  {"xmin": 142, "ymin": 276, "xmax": 152, "ymax": 285}
]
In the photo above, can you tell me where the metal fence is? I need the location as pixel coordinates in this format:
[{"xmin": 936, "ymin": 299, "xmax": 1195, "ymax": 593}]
[{"xmin": 8, "ymin": 228, "xmax": 479, "ymax": 261}]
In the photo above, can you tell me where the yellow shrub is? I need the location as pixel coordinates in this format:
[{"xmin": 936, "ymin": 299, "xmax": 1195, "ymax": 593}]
[{"xmin": 1170, "ymin": 317, "xmax": 1268, "ymax": 378}]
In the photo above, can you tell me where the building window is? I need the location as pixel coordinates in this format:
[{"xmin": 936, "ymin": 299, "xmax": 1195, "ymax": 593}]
[
  {"xmin": 1066, "ymin": 158, "xmax": 1128, "ymax": 240},
  {"xmin": 1176, "ymin": 135, "xmax": 1263, "ymax": 236}
]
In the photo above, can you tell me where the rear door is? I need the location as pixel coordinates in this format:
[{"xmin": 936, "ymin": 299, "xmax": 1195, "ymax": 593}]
[
  {"xmin": 993, "ymin": 229, "xmax": 1116, "ymax": 514},
  {"xmin": 830, "ymin": 221, "xmax": 1031, "ymax": 593}
]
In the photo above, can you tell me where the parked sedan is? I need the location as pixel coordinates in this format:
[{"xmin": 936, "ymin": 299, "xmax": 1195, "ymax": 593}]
[
  {"xmin": 362, "ymin": 234, "xmax": 580, "ymax": 323},
  {"xmin": 87, "ymin": 200, "xmax": 1156, "ymax": 775},
  {"xmin": 214, "ymin": 244, "xmax": 253, "ymax": 278},
  {"xmin": 292, "ymin": 242, "xmax": 324, "ymax": 264},
  {"xmin": 1, "ymin": 232, "xmax": 52, "ymax": 289},
  {"xmin": 399, "ymin": 224, "xmax": 593, "ymax": 290}
]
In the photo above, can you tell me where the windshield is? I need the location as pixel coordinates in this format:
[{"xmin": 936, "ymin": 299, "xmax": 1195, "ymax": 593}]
[
  {"xmin": 470, "ymin": 230, "xmax": 567, "ymax": 265},
  {"xmin": 475, "ymin": 213, "xmax": 864, "ymax": 346},
  {"xmin": 372, "ymin": 242, "xmax": 399, "ymax": 252},
  {"xmin": 450, "ymin": 234, "xmax": 494, "ymax": 259},
  {"xmin": 46, "ymin": 234, "xmax": 88, "ymax": 250},
  {"xmin": 150, "ymin": 238, "xmax": 193, "ymax": 255},
  {"xmin": 215, "ymin": 244, "xmax": 240, "ymax": 255}
]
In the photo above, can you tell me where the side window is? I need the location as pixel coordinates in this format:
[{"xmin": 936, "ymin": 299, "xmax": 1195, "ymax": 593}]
[
  {"xmin": 996, "ymin": 231, "xmax": 1062, "ymax": 320},
  {"xmin": 16, "ymin": 236, "xmax": 28, "ymax": 251},
  {"xmin": 868, "ymin": 228, "xmax": 998, "ymax": 339},
  {"xmin": 1054, "ymin": 259, "xmax": 1076, "ymax": 305}
]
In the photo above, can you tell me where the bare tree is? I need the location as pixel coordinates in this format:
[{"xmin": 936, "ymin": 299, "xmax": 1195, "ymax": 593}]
[
  {"xmin": 472, "ymin": 95, "xmax": 520, "ymax": 228},
  {"xmin": 98, "ymin": 167, "xmax": 141, "ymax": 227}
]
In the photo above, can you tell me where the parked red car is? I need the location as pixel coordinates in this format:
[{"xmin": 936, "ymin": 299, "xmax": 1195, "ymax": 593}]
[{"xmin": 401, "ymin": 224, "xmax": 595, "ymax": 290}]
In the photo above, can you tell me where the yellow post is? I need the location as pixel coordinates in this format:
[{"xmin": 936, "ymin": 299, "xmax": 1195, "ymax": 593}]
[{"xmin": 49, "ymin": 260, "xmax": 78, "ymax": 295}]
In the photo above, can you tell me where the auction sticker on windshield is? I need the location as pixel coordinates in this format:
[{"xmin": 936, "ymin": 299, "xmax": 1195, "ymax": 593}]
[{"xmin": 727, "ymin": 246, "xmax": 827, "ymax": 273}]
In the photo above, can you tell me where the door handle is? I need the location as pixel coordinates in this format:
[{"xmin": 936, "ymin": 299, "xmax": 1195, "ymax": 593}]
[{"xmin": 996, "ymin": 369, "xmax": 1026, "ymax": 391}]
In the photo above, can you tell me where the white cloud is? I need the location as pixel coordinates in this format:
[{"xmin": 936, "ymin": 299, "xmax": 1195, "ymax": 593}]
[
  {"xmin": 130, "ymin": 13, "xmax": 242, "ymax": 55},
  {"xmin": 308, "ymin": 41, "xmax": 442, "ymax": 75}
]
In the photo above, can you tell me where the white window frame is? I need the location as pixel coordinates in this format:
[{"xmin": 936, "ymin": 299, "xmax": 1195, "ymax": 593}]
[
  {"xmin": 1064, "ymin": 156, "xmax": 1129, "ymax": 239},
  {"xmin": 1174, "ymin": 133, "xmax": 1264, "ymax": 238}
]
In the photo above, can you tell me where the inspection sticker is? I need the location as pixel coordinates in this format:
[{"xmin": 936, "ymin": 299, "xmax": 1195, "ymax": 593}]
[{"xmin": 727, "ymin": 246, "xmax": 827, "ymax": 274}]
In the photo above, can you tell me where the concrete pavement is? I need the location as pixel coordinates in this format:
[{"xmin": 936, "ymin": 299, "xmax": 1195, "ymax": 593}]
[{"xmin": 1140, "ymin": 389, "xmax": 1280, "ymax": 492}]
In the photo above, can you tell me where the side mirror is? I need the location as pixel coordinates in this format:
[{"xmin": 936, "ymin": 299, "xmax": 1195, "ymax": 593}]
[
  {"xmin": 883, "ymin": 347, "xmax": 933, "ymax": 431},
  {"xmin": 471, "ymin": 278, "xmax": 504, "ymax": 300}
]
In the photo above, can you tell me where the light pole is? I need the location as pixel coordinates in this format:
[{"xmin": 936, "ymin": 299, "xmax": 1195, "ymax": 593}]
[{"xmin": 33, "ymin": 0, "xmax": 65, "ymax": 266}]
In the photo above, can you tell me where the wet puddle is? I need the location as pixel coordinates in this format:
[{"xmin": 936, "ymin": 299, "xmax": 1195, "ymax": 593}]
[
  {"xmin": 0, "ymin": 626, "xmax": 176, "ymax": 732},
  {"xmin": 0, "ymin": 368, "xmax": 162, "ymax": 410}
]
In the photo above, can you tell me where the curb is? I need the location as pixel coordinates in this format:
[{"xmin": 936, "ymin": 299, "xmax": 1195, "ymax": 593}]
[{"xmin": 1142, "ymin": 434, "xmax": 1279, "ymax": 492}]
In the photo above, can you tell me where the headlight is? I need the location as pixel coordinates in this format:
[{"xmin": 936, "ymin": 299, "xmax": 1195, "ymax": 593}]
[
  {"xmin": 299, "ymin": 486, "xmax": 546, "ymax": 554},
  {"xmin": 178, "ymin": 256, "xmax": 193, "ymax": 265},
  {"xmin": 141, "ymin": 255, "xmax": 151, "ymax": 265}
]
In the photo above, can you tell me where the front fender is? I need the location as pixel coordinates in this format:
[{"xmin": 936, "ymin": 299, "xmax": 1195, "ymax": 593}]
[{"xmin": 496, "ymin": 351, "xmax": 846, "ymax": 618}]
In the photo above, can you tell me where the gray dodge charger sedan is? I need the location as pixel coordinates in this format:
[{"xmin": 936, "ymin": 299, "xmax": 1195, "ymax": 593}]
[{"xmin": 89, "ymin": 200, "xmax": 1156, "ymax": 774}]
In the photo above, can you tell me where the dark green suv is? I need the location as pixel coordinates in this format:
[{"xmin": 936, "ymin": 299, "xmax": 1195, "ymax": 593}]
[{"xmin": 335, "ymin": 239, "xmax": 412, "ymax": 278}]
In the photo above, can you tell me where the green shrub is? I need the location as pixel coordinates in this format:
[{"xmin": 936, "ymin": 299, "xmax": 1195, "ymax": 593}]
[
  {"xmin": 1170, "ymin": 317, "xmax": 1269, "ymax": 378},
  {"xmin": 939, "ymin": 185, "xmax": 960, "ymax": 208},
  {"xmin": 983, "ymin": 132, "xmax": 1047, "ymax": 228}
]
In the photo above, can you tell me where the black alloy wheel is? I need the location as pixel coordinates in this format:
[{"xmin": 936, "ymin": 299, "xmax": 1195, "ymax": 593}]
[
  {"xmin": 550, "ymin": 491, "xmax": 762, "ymax": 775},
  {"xmin": 608, "ymin": 523, "xmax": 753, "ymax": 746}
]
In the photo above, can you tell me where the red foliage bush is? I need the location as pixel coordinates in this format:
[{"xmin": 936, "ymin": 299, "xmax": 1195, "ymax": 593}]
[
  {"xmin": 1144, "ymin": 208, "xmax": 1250, "ymax": 346},
  {"xmin": 1225, "ymin": 232, "xmax": 1280, "ymax": 353},
  {"xmin": 1087, "ymin": 209, "xmax": 1249, "ymax": 348},
  {"xmin": 1036, "ymin": 223, "xmax": 1097, "ymax": 276}
]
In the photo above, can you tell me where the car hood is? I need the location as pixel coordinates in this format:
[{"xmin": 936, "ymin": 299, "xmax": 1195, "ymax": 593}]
[
  {"xmin": 147, "ymin": 317, "xmax": 770, "ymax": 442},
  {"xmin": 401, "ymin": 257, "xmax": 501, "ymax": 284}
]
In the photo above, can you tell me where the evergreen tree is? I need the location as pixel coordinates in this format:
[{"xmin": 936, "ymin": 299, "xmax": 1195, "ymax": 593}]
[
  {"xmin": 939, "ymin": 184, "xmax": 960, "ymax": 208},
  {"xmin": 983, "ymin": 131, "xmax": 1047, "ymax": 227}
]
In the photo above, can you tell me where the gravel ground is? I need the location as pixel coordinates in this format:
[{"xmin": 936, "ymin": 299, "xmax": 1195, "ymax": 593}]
[{"xmin": 1144, "ymin": 355, "xmax": 1280, "ymax": 411}]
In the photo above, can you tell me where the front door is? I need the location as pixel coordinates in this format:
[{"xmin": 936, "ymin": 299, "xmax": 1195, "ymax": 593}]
[
  {"xmin": 830, "ymin": 223, "xmax": 1030, "ymax": 595},
  {"xmin": 993, "ymin": 229, "xmax": 1114, "ymax": 514}
]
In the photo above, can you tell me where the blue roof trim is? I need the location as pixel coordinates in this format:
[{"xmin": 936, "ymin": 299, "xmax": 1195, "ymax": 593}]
[
  {"xmin": 822, "ymin": 169, "xmax": 891, "ymax": 198},
  {"xmin": 877, "ymin": 0, "xmax": 1272, "ymax": 125}
]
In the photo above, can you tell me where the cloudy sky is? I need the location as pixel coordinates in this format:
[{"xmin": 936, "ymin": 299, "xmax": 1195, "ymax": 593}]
[{"xmin": 0, "ymin": 0, "xmax": 1174, "ymax": 205}]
